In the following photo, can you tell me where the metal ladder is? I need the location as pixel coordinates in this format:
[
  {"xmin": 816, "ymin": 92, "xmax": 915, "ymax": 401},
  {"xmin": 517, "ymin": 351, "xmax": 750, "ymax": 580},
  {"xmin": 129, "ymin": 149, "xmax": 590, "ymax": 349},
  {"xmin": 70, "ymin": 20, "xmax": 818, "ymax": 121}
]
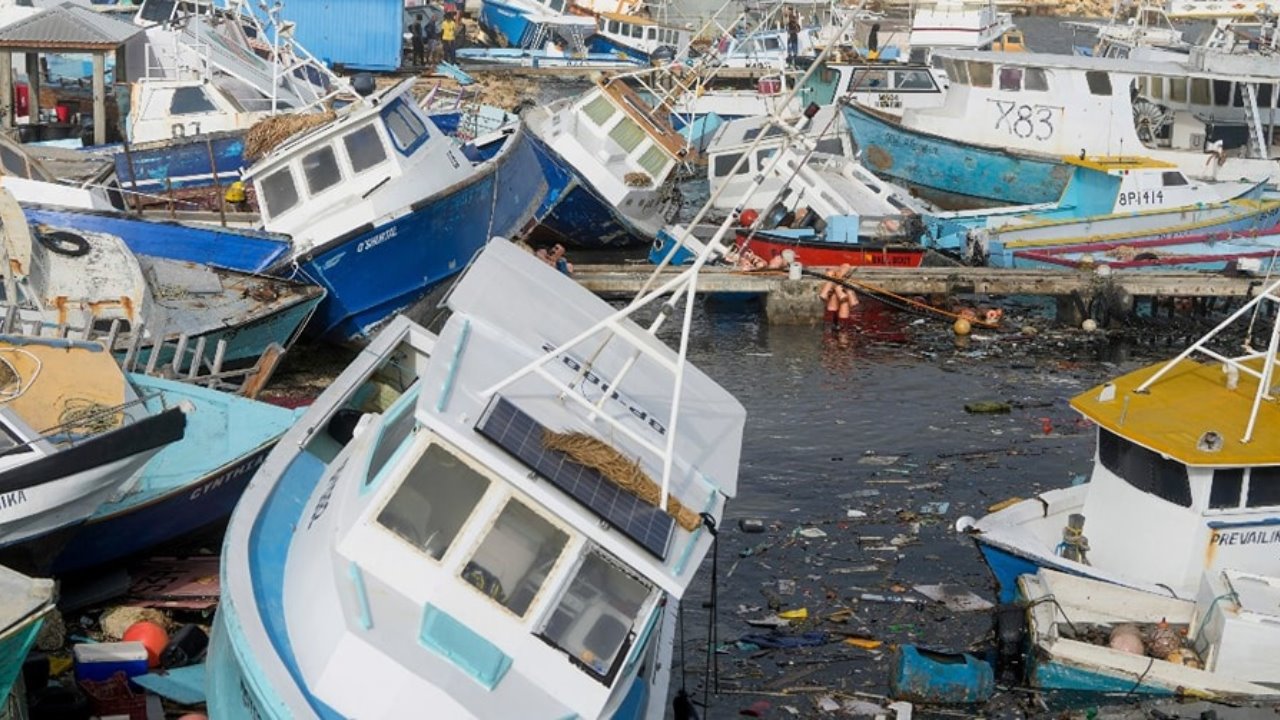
[{"xmin": 1242, "ymin": 82, "xmax": 1268, "ymax": 159}]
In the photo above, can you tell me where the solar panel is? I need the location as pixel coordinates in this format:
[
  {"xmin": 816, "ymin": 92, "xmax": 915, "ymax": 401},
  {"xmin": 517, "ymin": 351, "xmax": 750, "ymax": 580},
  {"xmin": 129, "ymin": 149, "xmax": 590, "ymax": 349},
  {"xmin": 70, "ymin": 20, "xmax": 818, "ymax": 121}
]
[{"xmin": 476, "ymin": 397, "xmax": 674, "ymax": 560}]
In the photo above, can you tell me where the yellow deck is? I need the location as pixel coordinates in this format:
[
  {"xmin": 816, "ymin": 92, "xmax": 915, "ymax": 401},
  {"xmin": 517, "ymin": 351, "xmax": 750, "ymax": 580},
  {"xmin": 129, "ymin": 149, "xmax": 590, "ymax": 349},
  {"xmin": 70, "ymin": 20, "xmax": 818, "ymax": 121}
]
[
  {"xmin": 1063, "ymin": 156, "xmax": 1178, "ymax": 173},
  {"xmin": 1071, "ymin": 357, "xmax": 1280, "ymax": 467},
  {"xmin": 0, "ymin": 340, "xmax": 125, "ymax": 435}
]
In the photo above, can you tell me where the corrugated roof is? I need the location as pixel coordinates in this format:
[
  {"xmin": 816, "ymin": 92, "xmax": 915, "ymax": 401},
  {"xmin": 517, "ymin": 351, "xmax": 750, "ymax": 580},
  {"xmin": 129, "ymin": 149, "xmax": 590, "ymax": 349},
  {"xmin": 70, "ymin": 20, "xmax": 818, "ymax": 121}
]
[{"xmin": 0, "ymin": 2, "xmax": 140, "ymax": 50}]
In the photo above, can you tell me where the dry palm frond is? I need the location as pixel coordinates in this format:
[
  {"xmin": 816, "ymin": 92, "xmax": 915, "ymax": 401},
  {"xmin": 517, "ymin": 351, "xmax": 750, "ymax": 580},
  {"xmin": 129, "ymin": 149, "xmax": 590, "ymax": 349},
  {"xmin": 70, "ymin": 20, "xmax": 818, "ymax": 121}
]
[{"xmin": 245, "ymin": 110, "xmax": 336, "ymax": 161}]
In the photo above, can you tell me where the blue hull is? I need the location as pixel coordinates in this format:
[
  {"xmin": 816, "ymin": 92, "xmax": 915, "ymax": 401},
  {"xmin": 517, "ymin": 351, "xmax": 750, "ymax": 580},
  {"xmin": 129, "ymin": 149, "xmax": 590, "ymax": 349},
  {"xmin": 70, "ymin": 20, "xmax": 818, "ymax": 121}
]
[
  {"xmin": 480, "ymin": 0, "xmax": 538, "ymax": 47},
  {"xmin": 24, "ymin": 205, "xmax": 291, "ymax": 274},
  {"xmin": 116, "ymin": 133, "xmax": 245, "ymax": 191},
  {"xmin": 0, "ymin": 613, "xmax": 45, "ymax": 701},
  {"xmin": 288, "ymin": 128, "xmax": 548, "ymax": 343},
  {"xmin": 976, "ymin": 541, "xmax": 1043, "ymax": 604},
  {"xmin": 587, "ymin": 36, "xmax": 650, "ymax": 64},
  {"xmin": 1030, "ymin": 658, "xmax": 1175, "ymax": 695},
  {"xmin": 526, "ymin": 132, "xmax": 648, "ymax": 248},
  {"xmin": 842, "ymin": 104, "xmax": 1072, "ymax": 207},
  {"xmin": 52, "ymin": 375, "xmax": 298, "ymax": 574}
]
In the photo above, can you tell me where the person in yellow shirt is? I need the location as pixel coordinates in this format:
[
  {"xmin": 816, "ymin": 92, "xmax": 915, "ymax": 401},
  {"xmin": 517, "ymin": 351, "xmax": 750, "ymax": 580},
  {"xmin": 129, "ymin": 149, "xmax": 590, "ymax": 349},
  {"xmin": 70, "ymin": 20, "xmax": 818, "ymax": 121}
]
[{"xmin": 441, "ymin": 14, "xmax": 459, "ymax": 64}]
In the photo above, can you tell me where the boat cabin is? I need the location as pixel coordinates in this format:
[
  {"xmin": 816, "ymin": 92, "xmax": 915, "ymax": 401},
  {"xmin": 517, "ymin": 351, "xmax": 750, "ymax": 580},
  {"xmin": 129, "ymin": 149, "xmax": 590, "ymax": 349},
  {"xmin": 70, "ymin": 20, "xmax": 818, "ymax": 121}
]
[
  {"xmin": 803, "ymin": 62, "xmax": 945, "ymax": 114},
  {"xmin": 592, "ymin": 13, "xmax": 690, "ymax": 59},
  {"xmin": 1054, "ymin": 156, "xmax": 1215, "ymax": 215}
]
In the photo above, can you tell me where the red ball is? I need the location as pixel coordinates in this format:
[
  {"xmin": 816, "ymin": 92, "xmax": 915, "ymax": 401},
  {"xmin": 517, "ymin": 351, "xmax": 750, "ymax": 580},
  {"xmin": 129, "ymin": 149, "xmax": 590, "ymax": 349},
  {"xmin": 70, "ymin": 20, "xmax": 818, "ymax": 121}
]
[
  {"xmin": 123, "ymin": 621, "xmax": 169, "ymax": 668},
  {"xmin": 177, "ymin": 715, "xmax": 208, "ymax": 720},
  {"xmin": 739, "ymin": 209, "xmax": 759, "ymax": 227}
]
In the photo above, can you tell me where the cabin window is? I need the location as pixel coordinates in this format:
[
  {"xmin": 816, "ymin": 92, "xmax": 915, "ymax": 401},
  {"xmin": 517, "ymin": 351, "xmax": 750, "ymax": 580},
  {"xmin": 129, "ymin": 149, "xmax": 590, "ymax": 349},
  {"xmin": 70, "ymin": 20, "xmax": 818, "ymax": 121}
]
[
  {"xmin": 1098, "ymin": 428, "xmax": 1191, "ymax": 507},
  {"xmin": 931, "ymin": 54, "xmax": 945, "ymax": 70},
  {"xmin": 598, "ymin": 17, "xmax": 606, "ymax": 31},
  {"xmin": 1210, "ymin": 468, "xmax": 1244, "ymax": 509},
  {"xmin": 608, "ymin": 117, "xmax": 646, "ymax": 153},
  {"xmin": 301, "ymin": 146, "xmax": 342, "ymax": 196},
  {"xmin": 637, "ymin": 144, "xmax": 668, "ymax": 177},
  {"xmin": 0, "ymin": 421, "xmax": 27, "ymax": 455},
  {"xmin": 646, "ymin": 27, "xmax": 655, "ymax": 39},
  {"xmin": 713, "ymin": 152, "xmax": 742, "ymax": 177},
  {"xmin": 540, "ymin": 550, "xmax": 652, "ymax": 682},
  {"xmin": 814, "ymin": 137, "xmax": 844, "ymax": 154},
  {"xmin": 1161, "ymin": 171, "xmax": 1188, "ymax": 186},
  {"xmin": 950, "ymin": 59, "xmax": 969, "ymax": 85},
  {"xmin": 1086, "ymin": 71, "xmax": 1112, "ymax": 96},
  {"xmin": 1024, "ymin": 67, "xmax": 1048, "ymax": 92},
  {"xmin": 343, "ymin": 125, "xmax": 388, "ymax": 174},
  {"xmin": 967, "ymin": 62, "xmax": 992, "ymax": 88},
  {"xmin": 1191, "ymin": 78, "xmax": 1211, "ymax": 105},
  {"xmin": 998, "ymin": 67, "xmax": 1022, "ymax": 92},
  {"xmin": 608, "ymin": 19, "xmax": 619, "ymax": 33},
  {"xmin": 763, "ymin": 36, "xmax": 781, "ymax": 51},
  {"xmin": 1169, "ymin": 78, "xmax": 1188, "ymax": 103},
  {"xmin": 1246, "ymin": 467, "xmax": 1280, "ymax": 507},
  {"xmin": 383, "ymin": 98, "xmax": 430, "ymax": 155},
  {"xmin": 895, "ymin": 69, "xmax": 934, "ymax": 90},
  {"xmin": 909, "ymin": 47, "xmax": 929, "ymax": 65},
  {"xmin": 463, "ymin": 498, "xmax": 568, "ymax": 617},
  {"xmin": 583, "ymin": 94, "xmax": 616, "ymax": 126},
  {"xmin": 1214, "ymin": 80, "xmax": 1233, "ymax": 107},
  {"xmin": 0, "ymin": 145, "xmax": 31, "ymax": 179},
  {"xmin": 169, "ymin": 86, "xmax": 217, "ymax": 115},
  {"xmin": 364, "ymin": 387, "xmax": 419, "ymax": 487},
  {"xmin": 629, "ymin": 23, "xmax": 642, "ymax": 38},
  {"xmin": 376, "ymin": 444, "xmax": 490, "ymax": 560},
  {"xmin": 549, "ymin": 0, "xmax": 564, "ymax": 11},
  {"xmin": 260, "ymin": 167, "xmax": 300, "ymax": 217},
  {"xmin": 1148, "ymin": 76, "xmax": 1164, "ymax": 100},
  {"xmin": 854, "ymin": 69, "xmax": 888, "ymax": 90},
  {"xmin": 1259, "ymin": 83, "xmax": 1274, "ymax": 108},
  {"xmin": 756, "ymin": 147, "xmax": 776, "ymax": 169}
]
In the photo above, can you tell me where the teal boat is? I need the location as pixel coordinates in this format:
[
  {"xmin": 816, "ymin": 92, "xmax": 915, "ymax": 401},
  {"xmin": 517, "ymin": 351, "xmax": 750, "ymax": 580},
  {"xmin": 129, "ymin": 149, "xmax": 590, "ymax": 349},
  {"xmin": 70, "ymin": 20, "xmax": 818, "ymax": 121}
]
[{"xmin": 0, "ymin": 565, "xmax": 54, "ymax": 706}]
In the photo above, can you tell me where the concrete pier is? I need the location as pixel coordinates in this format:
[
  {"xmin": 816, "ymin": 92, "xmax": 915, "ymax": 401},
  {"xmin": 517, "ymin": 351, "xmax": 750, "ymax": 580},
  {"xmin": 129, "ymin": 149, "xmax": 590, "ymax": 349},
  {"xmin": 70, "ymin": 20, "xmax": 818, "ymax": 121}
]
[{"xmin": 573, "ymin": 264, "xmax": 1270, "ymax": 325}]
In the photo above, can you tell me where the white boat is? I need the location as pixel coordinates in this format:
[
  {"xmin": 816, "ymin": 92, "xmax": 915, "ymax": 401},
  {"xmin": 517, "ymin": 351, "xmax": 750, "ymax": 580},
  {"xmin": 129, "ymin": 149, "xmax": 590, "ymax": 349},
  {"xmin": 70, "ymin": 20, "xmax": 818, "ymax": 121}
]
[
  {"xmin": 959, "ymin": 277, "xmax": 1280, "ymax": 602},
  {"xmin": 848, "ymin": 0, "xmax": 1016, "ymax": 65},
  {"xmin": 1065, "ymin": 0, "xmax": 1189, "ymax": 60},
  {"xmin": 0, "ymin": 564, "xmax": 55, "ymax": 702},
  {"xmin": 1017, "ymin": 568, "xmax": 1280, "ymax": 697},
  {"xmin": 205, "ymin": 235, "xmax": 745, "ymax": 717}
]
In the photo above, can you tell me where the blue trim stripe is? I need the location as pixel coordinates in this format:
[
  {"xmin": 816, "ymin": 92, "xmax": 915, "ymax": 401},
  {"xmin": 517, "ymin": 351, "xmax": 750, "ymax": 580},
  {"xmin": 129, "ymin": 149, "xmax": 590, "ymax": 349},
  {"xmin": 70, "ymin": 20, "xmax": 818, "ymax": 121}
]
[
  {"xmin": 419, "ymin": 605, "xmax": 512, "ymax": 690},
  {"xmin": 620, "ymin": 604, "xmax": 661, "ymax": 679},
  {"xmin": 1206, "ymin": 516, "xmax": 1280, "ymax": 529},
  {"xmin": 348, "ymin": 562, "xmax": 373, "ymax": 630},
  {"xmin": 437, "ymin": 319, "xmax": 471, "ymax": 412},
  {"xmin": 673, "ymin": 492, "xmax": 718, "ymax": 576}
]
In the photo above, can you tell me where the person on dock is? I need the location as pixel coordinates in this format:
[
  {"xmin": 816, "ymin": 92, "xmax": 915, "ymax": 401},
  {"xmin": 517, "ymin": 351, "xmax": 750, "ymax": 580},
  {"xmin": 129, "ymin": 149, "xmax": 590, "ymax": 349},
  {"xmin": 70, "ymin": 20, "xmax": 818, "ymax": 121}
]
[
  {"xmin": 818, "ymin": 264, "xmax": 858, "ymax": 328},
  {"xmin": 425, "ymin": 14, "xmax": 442, "ymax": 65},
  {"xmin": 785, "ymin": 10, "xmax": 800, "ymax": 66},
  {"xmin": 442, "ymin": 13, "xmax": 460, "ymax": 64},
  {"xmin": 410, "ymin": 15, "xmax": 426, "ymax": 67}
]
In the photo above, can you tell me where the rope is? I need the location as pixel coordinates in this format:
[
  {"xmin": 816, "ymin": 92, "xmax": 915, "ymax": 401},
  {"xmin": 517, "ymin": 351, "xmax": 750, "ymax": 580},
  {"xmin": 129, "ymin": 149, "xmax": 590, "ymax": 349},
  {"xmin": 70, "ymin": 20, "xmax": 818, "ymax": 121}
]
[
  {"xmin": 0, "ymin": 348, "xmax": 39, "ymax": 402},
  {"xmin": 1126, "ymin": 656, "xmax": 1156, "ymax": 696},
  {"xmin": 701, "ymin": 512, "xmax": 720, "ymax": 715},
  {"xmin": 58, "ymin": 398, "xmax": 120, "ymax": 435},
  {"xmin": 798, "ymin": 268, "xmax": 1001, "ymax": 329},
  {"xmin": 1056, "ymin": 524, "xmax": 1091, "ymax": 565}
]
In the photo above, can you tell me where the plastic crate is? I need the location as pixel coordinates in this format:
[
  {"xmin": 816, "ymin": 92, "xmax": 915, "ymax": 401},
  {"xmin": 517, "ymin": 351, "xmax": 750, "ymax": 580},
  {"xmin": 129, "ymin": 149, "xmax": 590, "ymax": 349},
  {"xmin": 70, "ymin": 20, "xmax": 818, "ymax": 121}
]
[{"xmin": 79, "ymin": 672, "xmax": 147, "ymax": 720}]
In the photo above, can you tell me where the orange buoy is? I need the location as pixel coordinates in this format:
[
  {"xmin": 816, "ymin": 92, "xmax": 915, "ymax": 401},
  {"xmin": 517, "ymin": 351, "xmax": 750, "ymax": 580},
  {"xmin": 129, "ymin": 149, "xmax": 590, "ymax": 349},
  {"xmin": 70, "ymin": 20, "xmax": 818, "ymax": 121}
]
[
  {"xmin": 953, "ymin": 318, "xmax": 971, "ymax": 336},
  {"xmin": 177, "ymin": 715, "xmax": 209, "ymax": 720},
  {"xmin": 739, "ymin": 209, "xmax": 759, "ymax": 227},
  {"xmin": 123, "ymin": 621, "xmax": 169, "ymax": 668}
]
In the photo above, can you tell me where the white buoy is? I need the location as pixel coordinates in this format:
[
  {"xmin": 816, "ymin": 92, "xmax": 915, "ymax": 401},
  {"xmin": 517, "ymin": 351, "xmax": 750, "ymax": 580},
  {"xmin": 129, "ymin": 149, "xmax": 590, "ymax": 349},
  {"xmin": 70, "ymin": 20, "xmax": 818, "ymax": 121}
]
[
  {"xmin": 1082, "ymin": 318, "xmax": 1098, "ymax": 332},
  {"xmin": 788, "ymin": 262, "xmax": 802, "ymax": 281}
]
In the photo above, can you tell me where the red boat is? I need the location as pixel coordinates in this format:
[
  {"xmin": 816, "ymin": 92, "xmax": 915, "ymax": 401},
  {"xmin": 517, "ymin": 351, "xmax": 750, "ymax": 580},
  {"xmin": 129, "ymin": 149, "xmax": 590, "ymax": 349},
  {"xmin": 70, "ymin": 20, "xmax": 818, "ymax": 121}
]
[{"xmin": 735, "ymin": 228, "xmax": 926, "ymax": 268}]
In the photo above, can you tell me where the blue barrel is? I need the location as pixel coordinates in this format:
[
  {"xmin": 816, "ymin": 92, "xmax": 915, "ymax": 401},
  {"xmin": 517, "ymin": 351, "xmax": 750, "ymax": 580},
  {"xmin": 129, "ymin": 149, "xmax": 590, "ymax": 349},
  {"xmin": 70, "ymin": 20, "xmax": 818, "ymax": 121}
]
[{"xmin": 889, "ymin": 645, "xmax": 995, "ymax": 704}]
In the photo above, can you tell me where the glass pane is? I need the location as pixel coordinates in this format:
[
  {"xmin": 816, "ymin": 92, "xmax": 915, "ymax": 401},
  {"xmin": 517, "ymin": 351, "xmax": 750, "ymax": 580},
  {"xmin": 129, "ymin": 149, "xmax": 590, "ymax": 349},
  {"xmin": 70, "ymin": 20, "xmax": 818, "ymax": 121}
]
[
  {"xmin": 1097, "ymin": 428, "xmax": 1191, "ymax": 507},
  {"xmin": 377, "ymin": 444, "xmax": 490, "ymax": 560},
  {"xmin": 1246, "ymin": 467, "xmax": 1280, "ymax": 507},
  {"xmin": 998, "ymin": 67, "xmax": 1022, "ymax": 92},
  {"xmin": 896, "ymin": 70, "xmax": 934, "ymax": 90},
  {"xmin": 1150, "ymin": 76, "xmax": 1164, "ymax": 99},
  {"xmin": 1170, "ymin": 78, "xmax": 1188, "ymax": 103},
  {"xmin": 637, "ymin": 144, "xmax": 667, "ymax": 177},
  {"xmin": 1086, "ymin": 71, "xmax": 1112, "ymax": 96},
  {"xmin": 302, "ymin": 146, "xmax": 342, "ymax": 196},
  {"xmin": 1024, "ymin": 68, "xmax": 1048, "ymax": 92},
  {"xmin": 1214, "ymin": 80, "xmax": 1233, "ymax": 107},
  {"xmin": 0, "ymin": 145, "xmax": 31, "ymax": 178},
  {"xmin": 170, "ymin": 86, "xmax": 217, "ymax": 115},
  {"xmin": 713, "ymin": 152, "xmax": 741, "ymax": 177},
  {"xmin": 385, "ymin": 101, "xmax": 428, "ymax": 152},
  {"xmin": 1211, "ymin": 468, "xmax": 1243, "ymax": 509},
  {"xmin": 1191, "ymin": 78, "xmax": 1211, "ymax": 105},
  {"xmin": 968, "ymin": 62, "xmax": 993, "ymax": 88},
  {"xmin": 542, "ymin": 552, "xmax": 651, "ymax": 678},
  {"xmin": 755, "ymin": 147, "xmax": 776, "ymax": 168},
  {"xmin": 814, "ymin": 137, "xmax": 844, "ymax": 154},
  {"xmin": 464, "ymin": 499, "xmax": 568, "ymax": 616},
  {"xmin": 366, "ymin": 396, "xmax": 417, "ymax": 486},
  {"xmin": 608, "ymin": 20, "xmax": 618, "ymax": 33},
  {"xmin": 1161, "ymin": 171, "xmax": 1188, "ymax": 186},
  {"xmin": 343, "ymin": 125, "xmax": 387, "ymax": 174},
  {"xmin": 608, "ymin": 117, "xmax": 646, "ymax": 153},
  {"xmin": 582, "ymin": 94, "xmax": 616, "ymax": 126},
  {"xmin": 260, "ymin": 167, "xmax": 299, "ymax": 217}
]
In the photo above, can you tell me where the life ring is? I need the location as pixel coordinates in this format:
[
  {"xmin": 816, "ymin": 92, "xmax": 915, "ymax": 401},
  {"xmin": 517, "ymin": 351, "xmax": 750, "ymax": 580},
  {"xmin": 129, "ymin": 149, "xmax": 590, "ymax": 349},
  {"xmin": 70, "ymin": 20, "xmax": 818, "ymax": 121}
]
[{"xmin": 37, "ymin": 230, "xmax": 90, "ymax": 257}]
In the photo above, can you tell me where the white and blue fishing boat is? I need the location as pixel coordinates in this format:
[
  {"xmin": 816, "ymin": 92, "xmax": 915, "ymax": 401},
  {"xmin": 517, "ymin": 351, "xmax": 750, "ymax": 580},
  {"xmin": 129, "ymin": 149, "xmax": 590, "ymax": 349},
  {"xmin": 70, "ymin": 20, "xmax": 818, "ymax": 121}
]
[
  {"xmin": 0, "ymin": 335, "xmax": 187, "ymax": 573},
  {"xmin": 0, "ymin": 565, "xmax": 54, "ymax": 705},
  {"xmin": 205, "ymin": 237, "xmax": 745, "ymax": 718},
  {"xmin": 925, "ymin": 156, "xmax": 1280, "ymax": 266},
  {"xmin": 1015, "ymin": 568, "xmax": 1280, "ymax": 697},
  {"xmin": 524, "ymin": 75, "xmax": 688, "ymax": 247},
  {"xmin": 50, "ymin": 374, "xmax": 301, "ymax": 574},
  {"xmin": 589, "ymin": 13, "xmax": 691, "ymax": 63},
  {"xmin": 457, "ymin": 44, "xmax": 645, "ymax": 70},
  {"xmin": 846, "ymin": 50, "xmax": 1280, "ymax": 208},
  {"xmin": 958, "ymin": 279, "xmax": 1280, "ymax": 602},
  {"xmin": 245, "ymin": 78, "xmax": 547, "ymax": 343},
  {"xmin": 479, "ymin": 0, "xmax": 595, "ymax": 50}
]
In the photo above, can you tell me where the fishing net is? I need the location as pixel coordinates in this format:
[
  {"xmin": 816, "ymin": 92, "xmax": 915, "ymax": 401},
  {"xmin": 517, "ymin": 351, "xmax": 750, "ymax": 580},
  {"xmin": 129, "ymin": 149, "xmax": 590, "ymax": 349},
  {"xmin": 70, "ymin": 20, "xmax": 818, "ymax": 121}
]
[
  {"xmin": 244, "ymin": 110, "xmax": 336, "ymax": 161},
  {"xmin": 542, "ymin": 429, "xmax": 701, "ymax": 531}
]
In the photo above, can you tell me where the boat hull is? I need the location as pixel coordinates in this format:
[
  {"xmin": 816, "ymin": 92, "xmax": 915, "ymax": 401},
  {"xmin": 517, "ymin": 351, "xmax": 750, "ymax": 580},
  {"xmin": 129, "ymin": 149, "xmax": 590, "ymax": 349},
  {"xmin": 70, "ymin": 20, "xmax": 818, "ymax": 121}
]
[
  {"xmin": 1011, "ymin": 226, "xmax": 1280, "ymax": 271},
  {"xmin": 115, "ymin": 133, "xmax": 246, "ymax": 192},
  {"xmin": 285, "ymin": 127, "xmax": 548, "ymax": 344},
  {"xmin": 480, "ymin": 0, "xmax": 538, "ymax": 47},
  {"xmin": 842, "ymin": 104, "xmax": 1072, "ymax": 207},
  {"xmin": 740, "ymin": 233, "xmax": 926, "ymax": 268},
  {"xmin": 526, "ymin": 131, "xmax": 647, "ymax": 248},
  {"xmin": 0, "ymin": 608, "xmax": 47, "ymax": 701}
]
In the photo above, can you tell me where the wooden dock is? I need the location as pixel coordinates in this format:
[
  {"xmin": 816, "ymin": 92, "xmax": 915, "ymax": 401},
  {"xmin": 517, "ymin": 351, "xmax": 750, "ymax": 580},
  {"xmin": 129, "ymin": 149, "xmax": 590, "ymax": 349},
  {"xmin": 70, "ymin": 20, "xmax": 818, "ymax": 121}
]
[{"xmin": 573, "ymin": 264, "xmax": 1272, "ymax": 325}]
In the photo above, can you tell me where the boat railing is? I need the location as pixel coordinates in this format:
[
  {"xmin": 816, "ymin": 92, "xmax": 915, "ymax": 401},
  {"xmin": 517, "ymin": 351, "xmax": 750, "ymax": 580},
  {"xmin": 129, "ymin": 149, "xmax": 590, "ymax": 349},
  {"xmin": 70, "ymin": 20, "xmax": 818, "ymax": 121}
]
[{"xmin": 0, "ymin": 308, "xmax": 286, "ymax": 399}]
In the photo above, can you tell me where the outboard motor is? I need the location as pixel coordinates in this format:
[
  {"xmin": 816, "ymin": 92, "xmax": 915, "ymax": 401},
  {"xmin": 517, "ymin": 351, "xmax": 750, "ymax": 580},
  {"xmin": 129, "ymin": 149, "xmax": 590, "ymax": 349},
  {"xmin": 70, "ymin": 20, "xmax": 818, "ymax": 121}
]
[{"xmin": 351, "ymin": 73, "xmax": 377, "ymax": 97}]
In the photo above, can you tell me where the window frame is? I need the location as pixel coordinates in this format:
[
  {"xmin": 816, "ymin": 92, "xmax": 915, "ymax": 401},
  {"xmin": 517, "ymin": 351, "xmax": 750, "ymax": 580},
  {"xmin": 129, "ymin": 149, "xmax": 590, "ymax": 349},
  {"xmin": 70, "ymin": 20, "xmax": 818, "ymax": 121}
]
[
  {"xmin": 301, "ymin": 144, "xmax": 344, "ymax": 197},
  {"xmin": 380, "ymin": 96, "xmax": 431, "ymax": 156},
  {"xmin": 260, "ymin": 165, "xmax": 301, "ymax": 219},
  {"xmin": 459, "ymin": 494, "xmax": 572, "ymax": 619},
  {"xmin": 342, "ymin": 124, "xmax": 389, "ymax": 176}
]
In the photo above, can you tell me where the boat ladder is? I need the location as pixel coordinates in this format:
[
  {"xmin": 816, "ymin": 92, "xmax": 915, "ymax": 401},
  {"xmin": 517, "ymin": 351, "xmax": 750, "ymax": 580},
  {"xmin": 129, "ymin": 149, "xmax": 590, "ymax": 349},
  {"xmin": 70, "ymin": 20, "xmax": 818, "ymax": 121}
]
[{"xmin": 1241, "ymin": 82, "xmax": 1268, "ymax": 159}]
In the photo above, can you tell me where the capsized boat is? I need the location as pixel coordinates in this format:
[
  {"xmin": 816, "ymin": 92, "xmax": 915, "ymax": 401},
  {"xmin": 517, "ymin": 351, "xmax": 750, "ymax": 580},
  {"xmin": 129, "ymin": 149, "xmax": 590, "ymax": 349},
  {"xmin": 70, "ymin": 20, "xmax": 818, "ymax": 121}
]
[
  {"xmin": 51, "ymin": 373, "xmax": 301, "ymax": 574},
  {"xmin": 524, "ymin": 73, "xmax": 689, "ymax": 247},
  {"xmin": 1010, "ymin": 225, "xmax": 1280, "ymax": 272},
  {"xmin": 959, "ymin": 278, "xmax": 1280, "ymax": 602},
  {"xmin": 206, "ymin": 239, "xmax": 744, "ymax": 717},
  {"xmin": 0, "ymin": 335, "xmax": 186, "ymax": 573},
  {"xmin": 0, "ymin": 192, "xmax": 323, "ymax": 370},
  {"xmin": 0, "ymin": 565, "xmax": 54, "ymax": 702},
  {"xmin": 926, "ymin": 156, "xmax": 1280, "ymax": 267},
  {"xmin": 1016, "ymin": 569, "xmax": 1280, "ymax": 697}
]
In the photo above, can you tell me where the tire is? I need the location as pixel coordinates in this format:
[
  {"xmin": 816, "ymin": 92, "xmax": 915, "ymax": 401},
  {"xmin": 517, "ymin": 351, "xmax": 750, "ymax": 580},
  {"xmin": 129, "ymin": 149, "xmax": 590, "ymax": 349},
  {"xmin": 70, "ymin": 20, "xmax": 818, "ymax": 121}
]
[{"xmin": 37, "ymin": 230, "xmax": 90, "ymax": 257}]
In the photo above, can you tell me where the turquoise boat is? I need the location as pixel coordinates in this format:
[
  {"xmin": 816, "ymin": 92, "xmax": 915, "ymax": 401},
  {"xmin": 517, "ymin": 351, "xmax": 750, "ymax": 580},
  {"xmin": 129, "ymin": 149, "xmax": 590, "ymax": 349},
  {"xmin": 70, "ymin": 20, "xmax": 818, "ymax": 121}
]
[
  {"xmin": 51, "ymin": 375, "xmax": 302, "ymax": 574},
  {"xmin": 923, "ymin": 156, "xmax": 1280, "ymax": 266},
  {"xmin": 0, "ymin": 566, "xmax": 54, "ymax": 705}
]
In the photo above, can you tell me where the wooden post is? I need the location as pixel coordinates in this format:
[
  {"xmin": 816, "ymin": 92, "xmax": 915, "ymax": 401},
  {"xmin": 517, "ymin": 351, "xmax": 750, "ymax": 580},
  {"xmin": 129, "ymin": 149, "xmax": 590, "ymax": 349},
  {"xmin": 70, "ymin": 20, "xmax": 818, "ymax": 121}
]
[
  {"xmin": 24, "ymin": 53, "xmax": 39, "ymax": 128},
  {"xmin": 92, "ymin": 51, "xmax": 105, "ymax": 146},
  {"xmin": 206, "ymin": 136, "xmax": 226, "ymax": 226},
  {"xmin": 0, "ymin": 51, "xmax": 13, "ymax": 132}
]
